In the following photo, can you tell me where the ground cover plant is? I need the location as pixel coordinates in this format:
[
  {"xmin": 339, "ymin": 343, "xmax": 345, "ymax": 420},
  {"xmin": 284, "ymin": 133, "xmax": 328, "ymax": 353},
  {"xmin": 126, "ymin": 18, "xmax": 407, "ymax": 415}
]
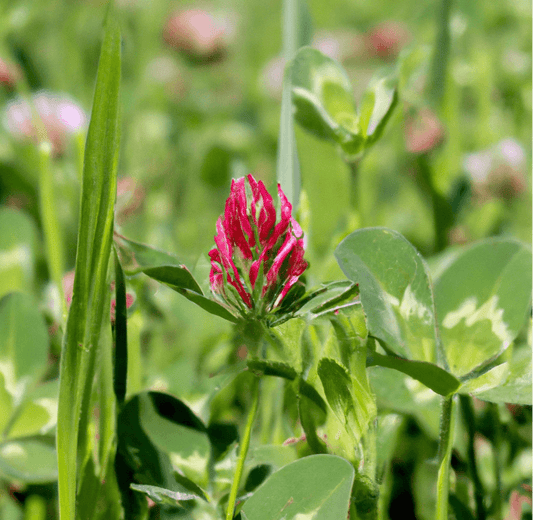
[{"xmin": 0, "ymin": 0, "xmax": 531, "ymax": 519}]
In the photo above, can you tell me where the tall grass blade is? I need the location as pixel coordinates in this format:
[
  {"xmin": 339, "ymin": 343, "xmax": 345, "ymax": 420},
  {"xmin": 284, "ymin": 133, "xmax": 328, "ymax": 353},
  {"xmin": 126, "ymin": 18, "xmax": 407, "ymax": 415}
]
[
  {"xmin": 56, "ymin": 8, "xmax": 121, "ymax": 520},
  {"xmin": 276, "ymin": 0, "xmax": 311, "ymax": 208}
]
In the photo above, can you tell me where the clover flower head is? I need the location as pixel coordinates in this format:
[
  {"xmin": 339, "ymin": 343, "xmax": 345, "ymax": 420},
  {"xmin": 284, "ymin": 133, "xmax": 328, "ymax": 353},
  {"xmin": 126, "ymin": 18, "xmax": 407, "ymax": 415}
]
[{"xmin": 209, "ymin": 174, "xmax": 308, "ymax": 319}]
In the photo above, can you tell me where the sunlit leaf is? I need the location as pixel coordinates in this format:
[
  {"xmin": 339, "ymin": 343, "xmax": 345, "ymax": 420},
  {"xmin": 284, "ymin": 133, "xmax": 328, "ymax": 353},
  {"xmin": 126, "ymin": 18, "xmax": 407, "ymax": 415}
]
[
  {"xmin": 434, "ymin": 238, "xmax": 532, "ymax": 378},
  {"xmin": 335, "ymin": 227, "xmax": 441, "ymax": 364},
  {"xmin": 358, "ymin": 74, "xmax": 398, "ymax": 143},
  {"xmin": 291, "ymin": 47, "xmax": 363, "ymax": 156}
]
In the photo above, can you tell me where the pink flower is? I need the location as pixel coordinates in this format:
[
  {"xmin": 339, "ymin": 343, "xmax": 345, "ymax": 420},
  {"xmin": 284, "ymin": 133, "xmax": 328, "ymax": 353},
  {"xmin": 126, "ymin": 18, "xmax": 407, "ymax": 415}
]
[
  {"xmin": 209, "ymin": 174, "xmax": 308, "ymax": 318},
  {"xmin": 0, "ymin": 58, "xmax": 22, "ymax": 89},
  {"xmin": 404, "ymin": 107, "xmax": 445, "ymax": 153},
  {"xmin": 4, "ymin": 92, "xmax": 86, "ymax": 156},
  {"xmin": 163, "ymin": 9, "xmax": 236, "ymax": 62},
  {"xmin": 365, "ymin": 21, "xmax": 411, "ymax": 60}
]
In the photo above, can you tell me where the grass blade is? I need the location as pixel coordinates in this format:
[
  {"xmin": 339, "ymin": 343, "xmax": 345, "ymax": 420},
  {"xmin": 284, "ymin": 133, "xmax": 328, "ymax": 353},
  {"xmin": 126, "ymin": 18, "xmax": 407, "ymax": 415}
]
[
  {"xmin": 276, "ymin": 0, "xmax": 311, "ymax": 207},
  {"xmin": 56, "ymin": 8, "xmax": 121, "ymax": 520}
]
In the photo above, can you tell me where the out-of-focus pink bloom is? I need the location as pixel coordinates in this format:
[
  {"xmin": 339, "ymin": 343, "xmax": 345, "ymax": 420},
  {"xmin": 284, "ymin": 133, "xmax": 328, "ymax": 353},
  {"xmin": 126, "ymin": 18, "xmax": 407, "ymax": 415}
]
[
  {"xmin": 3, "ymin": 92, "xmax": 86, "ymax": 156},
  {"xmin": 505, "ymin": 487, "xmax": 532, "ymax": 520},
  {"xmin": 312, "ymin": 30, "xmax": 366, "ymax": 63},
  {"xmin": 163, "ymin": 9, "xmax": 235, "ymax": 62},
  {"xmin": 116, "ymin": 177, "xmax": 145, "ymax": 224},
  {"xmin": 365, "ymin": 21, "xmax": 411, "ymax": 60},
  {"xmin": 209, "ymin": 174, "xmax": 308, "ymax": 318},
  {"xmin": 463, "ymin": 138, "xmax": 528, "ymax": 201},
  {"xmin": 404, "ymin": 107, "xmax": 445, "ymax": 153},
  {"xmin": 0, "ymin": 58, "xmax": 21, "ymax": 88}
]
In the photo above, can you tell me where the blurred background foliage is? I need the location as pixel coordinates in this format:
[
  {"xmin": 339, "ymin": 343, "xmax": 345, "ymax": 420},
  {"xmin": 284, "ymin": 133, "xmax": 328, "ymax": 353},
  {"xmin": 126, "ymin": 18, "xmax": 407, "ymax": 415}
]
[{"xmin": 0, "ymin": 0, "xmax": 530, "ymax": 518}]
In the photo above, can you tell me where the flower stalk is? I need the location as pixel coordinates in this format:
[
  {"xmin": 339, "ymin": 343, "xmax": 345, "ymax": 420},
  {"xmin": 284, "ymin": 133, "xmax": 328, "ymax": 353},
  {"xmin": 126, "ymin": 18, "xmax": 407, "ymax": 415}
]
[
  {"xmin": 225, "ymin": 374, "xmax": 260, "ymax": 520},
  {"xmin": 435, "ymin": 395, "xmax": 456, "ymax": 520}
]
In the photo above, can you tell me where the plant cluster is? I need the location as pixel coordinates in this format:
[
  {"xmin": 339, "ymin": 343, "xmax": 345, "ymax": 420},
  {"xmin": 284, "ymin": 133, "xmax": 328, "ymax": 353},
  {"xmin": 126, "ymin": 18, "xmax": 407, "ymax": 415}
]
[{"xmin": 0, "ymin": 1, "xmax": 531, "ymax": 520}]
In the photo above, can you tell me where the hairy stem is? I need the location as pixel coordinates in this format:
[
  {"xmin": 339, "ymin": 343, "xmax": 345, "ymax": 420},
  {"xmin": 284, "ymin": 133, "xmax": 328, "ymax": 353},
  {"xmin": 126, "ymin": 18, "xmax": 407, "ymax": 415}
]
[
  {"xmin": 436, "ymin": 395, "xmax": 456, "ymax": 520},
  {"xmin": 225, "ymin": 375, "xmax": 260, "ymax": 520},
  {"xmin": 488, "ymin": 403, "xmax": 503, "ymax": 520},
  {"xmin": 459, "ymin": 395, "xmax": 486, "ymax": 520}
]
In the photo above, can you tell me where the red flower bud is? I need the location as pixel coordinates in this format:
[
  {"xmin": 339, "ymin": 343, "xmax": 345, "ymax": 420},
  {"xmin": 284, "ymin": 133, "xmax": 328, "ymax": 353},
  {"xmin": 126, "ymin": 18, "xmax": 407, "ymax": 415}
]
[{"xmin": 209, "ymin": 174, "xmax": 308, "ymax": 318}]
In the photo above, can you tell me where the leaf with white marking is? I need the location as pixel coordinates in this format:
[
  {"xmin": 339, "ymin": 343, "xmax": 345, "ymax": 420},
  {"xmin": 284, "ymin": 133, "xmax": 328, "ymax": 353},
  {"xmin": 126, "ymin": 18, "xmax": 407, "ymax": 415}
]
[
  {"xmin": 434, "ymin": 239, "xmax": 532, "ymax": 379},
  {"xmin": 335, "ymin": 228, "xmax": 441, "ymax": 364}
]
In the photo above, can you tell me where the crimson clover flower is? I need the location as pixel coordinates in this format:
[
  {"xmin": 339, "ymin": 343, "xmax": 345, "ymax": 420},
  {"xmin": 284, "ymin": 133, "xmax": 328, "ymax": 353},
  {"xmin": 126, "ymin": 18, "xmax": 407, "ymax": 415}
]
[{"xmin": 209, "ymin": 174, "xmax": 308, "ymax": 319}]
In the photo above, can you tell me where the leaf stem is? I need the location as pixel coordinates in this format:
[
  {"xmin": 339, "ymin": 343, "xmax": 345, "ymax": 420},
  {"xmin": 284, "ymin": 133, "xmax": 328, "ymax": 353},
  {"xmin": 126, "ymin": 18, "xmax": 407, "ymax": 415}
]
[
  {"xmin": 488, "ymin": 403, "xmax": 503, "ymax": 520},
  {"xmin": 415, "ymin": 154, "xmax": 453, "ymax": 252},
  {"xmin": 435, "ymin": 395, "xmax": 456, "ymax": 520},
  {"xmin": 429, "ymin": 0, "xmax": 452, "ymax": 105},
  {"xmin": 348, "ymin": 160, "xmax": 363, "ymax": 227},
  {"xmin": 459, "ymin": 395, "xmax": 486, "ymax": 520},
  {"xmin": 225, "ymin": 375, "xmax": 260, "ymax": 520},
  {"xmin": 38, "ymin": 138, "xmax": 67, "ymax": 320}
]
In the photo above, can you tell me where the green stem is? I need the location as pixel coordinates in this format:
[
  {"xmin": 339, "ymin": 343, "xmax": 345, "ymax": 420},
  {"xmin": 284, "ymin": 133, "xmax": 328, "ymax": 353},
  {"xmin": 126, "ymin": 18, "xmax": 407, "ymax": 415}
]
[
  {"xmin": 459, "ymin": 395, "xmax": 486, "ymax": 520},
  {"xmin": 348, "ymin": 160, "xmax": 365, "ymax": 228},
  {"xmin": 435, "ymin": 395, "xmax": 456, "ymax": 520},
  {"xmin": 488, "ymin": 403, "xmax": 502, "ymax": 520},
  {"xmin": 429, "ymin": 0, "xmax": 452, "ymax": 105},
  {"xmin": 415, "ymin": 155, "xmax": 453, "ymax": 252},
  {"xmin": 225, "ymin": 375, "xmax": 260, "ymax": 520},
  {"xmin": 38, "ymin": 142, "xmax": 67, "ymax": 320}
]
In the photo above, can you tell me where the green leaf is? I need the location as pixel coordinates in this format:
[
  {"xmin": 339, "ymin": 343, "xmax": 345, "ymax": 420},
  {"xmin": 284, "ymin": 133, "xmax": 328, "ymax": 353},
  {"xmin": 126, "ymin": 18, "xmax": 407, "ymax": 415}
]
[
  {"xmin": 434, "ymin": 238, "xmax": 532, "ymax": 378},
  {"xmin": 113, "ymin": 248, "xmax": 128, "ymax": 406},
  {"xmin": 7, "ymin": 379, "xmax": 58, "ymax": 438},
  {"xmin": 0, "ymin": 209, "xmax": 37, "ymax": 299},
  {"xmin": 124, "ymin": 392, "xmax": 211, "ymax": 487},
  {"xmin": 292, "ymin": 281, "xmax": 359, "ymax": 318},
  {"xmin": 0, "ymin": 436, "xmax": 57, "ymax": 483},
  {"xmin": 114, "ymin": 233, "xmax": 188, "ymax": 275},
  {"xmin": 318, "ymin": 358, "xmax": 376, "ymax": 443},
  {"xmin": 114, "ymin": 233, "xmax": 237, "ymax": 323},
  {"xmin": 335, "ymin": 228, "xmax": 441, "ymax": 365},
  {"xmin": 0, "ymin": 293, "xmax": 49, "ymax": 401},
  {"xmin": 175, "ymin": 288, "xmax": 238, "ymax": 323},
  {"xmin": 368, "ymin": 367, "xmax": 441, "ymax": 439},
  {"xmin": 358, "ymin": 74, "xmax": 398, "ymax": 144},
  {"xmin": 375, "ymin": 414, "xmax": 402, "ymax": 471},
  {"xmin": 470, "ymin": 346, "xmax": 531, "ymax": 405},
  {"xmin": 247, "ymin": 359, "xmax": 298, "ymax": 380},
  {"xmin": 291, "ymin": 47, "xmax": 363, "ymax": 156},
  {"xmin": 266, "ymin": 318, "xmax": 306, "ymax": 371},
  {"xmin": 241, "ymin": 455, "xmax": 354, "ymax": 520},
  {"xmin": 130, "ymin": 483, "xmax": 201, "ymax": 505},
  {"xmin": 367, "ymin": 352, "xmax": 460, "ymax": 397},
  {"xmin": 296, "ymin": 377, "xmax": 328, "ymax": 454},
  {"xmin": 56, "ymin": 10, "xmax": 122, "ymax": 520}
]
